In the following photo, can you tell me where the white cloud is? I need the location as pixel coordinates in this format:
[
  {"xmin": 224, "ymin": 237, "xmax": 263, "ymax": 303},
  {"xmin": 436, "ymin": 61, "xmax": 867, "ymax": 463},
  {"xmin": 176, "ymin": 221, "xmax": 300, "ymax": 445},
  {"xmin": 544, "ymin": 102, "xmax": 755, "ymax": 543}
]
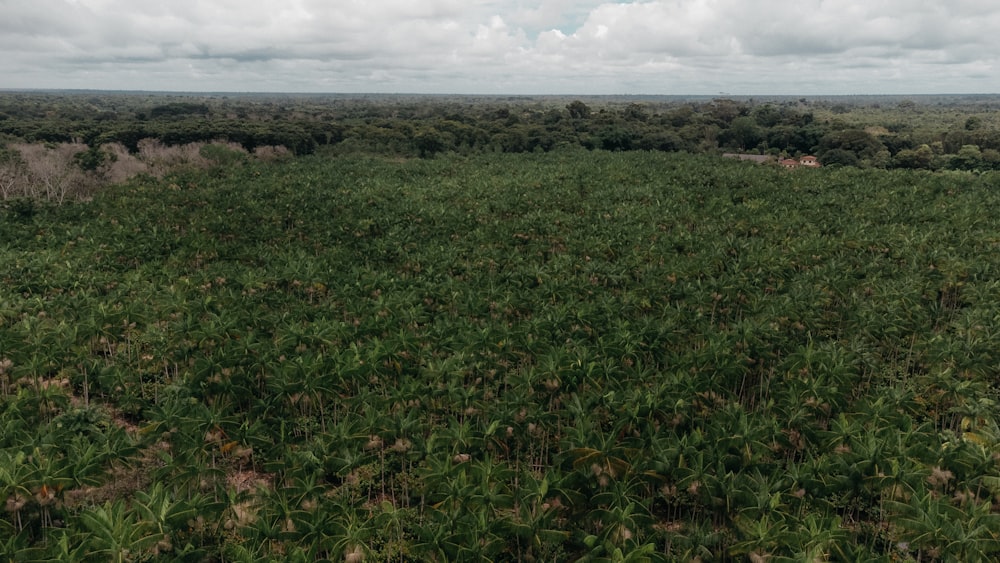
[{"xmin": 0, "ymin": 0, "xmax": 998, "ymax": 93}]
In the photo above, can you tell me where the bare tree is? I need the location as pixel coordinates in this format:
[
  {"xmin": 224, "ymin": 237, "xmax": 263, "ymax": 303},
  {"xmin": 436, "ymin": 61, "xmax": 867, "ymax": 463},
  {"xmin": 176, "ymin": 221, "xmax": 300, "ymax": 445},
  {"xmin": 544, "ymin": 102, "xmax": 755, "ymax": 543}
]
[
  {"xmin": 137, "ymin": 138, "xmax": 211, "ymax": 177},
  {"xmin": 3, "ymin": 138, "xmax": 285, "ymax": 203},
  {"xmin": 0, "ymin": 159, "xmax": 24, "ymax": 200},
  {"xmin": 13, "ymin": 143, "xmax": 93, "ymax": 203},
  {"xmin": 101, "ymin": 143, "xmax": 149, "ymax": 184}
]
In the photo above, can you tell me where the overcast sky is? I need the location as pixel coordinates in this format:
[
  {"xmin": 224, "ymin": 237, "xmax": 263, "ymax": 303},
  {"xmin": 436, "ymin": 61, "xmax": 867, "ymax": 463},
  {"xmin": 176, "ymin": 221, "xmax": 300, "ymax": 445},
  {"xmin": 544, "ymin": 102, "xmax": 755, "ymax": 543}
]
[{"xmin": 2, "ymin": 0, "xmax": 998, "ymax": 95}]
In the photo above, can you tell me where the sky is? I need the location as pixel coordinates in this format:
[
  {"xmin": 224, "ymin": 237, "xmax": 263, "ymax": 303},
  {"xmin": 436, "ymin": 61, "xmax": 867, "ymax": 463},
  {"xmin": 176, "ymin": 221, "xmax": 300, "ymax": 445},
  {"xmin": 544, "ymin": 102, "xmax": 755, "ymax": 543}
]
[{"xmin": 2, "ymin": 0, "xmax": 999, "ymax": 95}]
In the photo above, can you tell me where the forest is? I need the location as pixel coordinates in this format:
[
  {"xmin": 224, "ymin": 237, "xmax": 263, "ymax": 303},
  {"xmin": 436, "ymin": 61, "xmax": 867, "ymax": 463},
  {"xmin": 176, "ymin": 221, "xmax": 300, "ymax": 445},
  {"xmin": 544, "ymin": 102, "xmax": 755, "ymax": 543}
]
[
  {"xmin": 2, "ymin": 92, "xmax": 1000, "ymax": 561},
  {"xmin": 2, "ymin": 91, "xmax": 1000, "ymax": 181}
]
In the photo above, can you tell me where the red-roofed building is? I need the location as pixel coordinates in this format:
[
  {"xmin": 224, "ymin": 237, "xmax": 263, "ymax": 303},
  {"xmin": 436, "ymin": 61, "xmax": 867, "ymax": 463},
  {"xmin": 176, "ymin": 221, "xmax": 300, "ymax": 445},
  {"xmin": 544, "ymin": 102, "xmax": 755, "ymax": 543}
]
[{"xmin": 780, "ymin": 156, "xmax": 822, "ymax": 169}]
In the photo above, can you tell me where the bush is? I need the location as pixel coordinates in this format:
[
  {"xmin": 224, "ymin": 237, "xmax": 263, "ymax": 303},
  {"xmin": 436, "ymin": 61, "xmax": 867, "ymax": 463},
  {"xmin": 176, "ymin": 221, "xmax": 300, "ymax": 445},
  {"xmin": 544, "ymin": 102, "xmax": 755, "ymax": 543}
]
[
  {"xmin": 138, "ymin": 139, "xmax": 209, "ymax": 176},
  {"xmin": 252, "ymin": 145, "xmax": 292, "ymax": 162},
  {"xmin": 199, "ymin": 142, "xmax": 248, "ymax": 166},
  {"xmin": 819, "ymin": 148, "xmax": 860, "ymax": 168}
]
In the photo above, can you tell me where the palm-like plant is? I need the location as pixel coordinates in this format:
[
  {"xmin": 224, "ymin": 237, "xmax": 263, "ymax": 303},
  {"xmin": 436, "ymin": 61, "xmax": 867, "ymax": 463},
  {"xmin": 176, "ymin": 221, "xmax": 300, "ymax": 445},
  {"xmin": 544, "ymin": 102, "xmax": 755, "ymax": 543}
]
[
  {"xmin": 9, "ymin": 132, "xmax": 1000, "ymax": 560},
  {"xmin": 790, "ymin": 513, "xmax": 851, "ymax": 561},
  {"xmin": 132, "ymin": 481, "xmax": 199, "ymax": 557},
  {"xmin": 505, "ymin": 470, "xmax": 572, "ymax": 560},
  {"xmin": 76, "ymin": 500, "xmax": 160, "ymax": 563},
  {"xmin": 888, "ymin": 490, "xmax": 1000, "ymax": 561},
  {"xmin": 0, "ymin": 450, "xmax": 35, "ymax": 532},
  {"xmin": 728, "ymin": 513, "xmax": 795, "ymax": 560}
]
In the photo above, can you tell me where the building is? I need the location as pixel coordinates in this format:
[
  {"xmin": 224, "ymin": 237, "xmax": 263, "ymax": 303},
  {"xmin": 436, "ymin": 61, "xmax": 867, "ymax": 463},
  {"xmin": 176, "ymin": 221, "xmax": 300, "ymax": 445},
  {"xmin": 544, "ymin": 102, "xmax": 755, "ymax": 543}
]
[
  {"xmin": 780, "ymin": 156, "xmax": 821, "ymax": 168},
  {"xmin": 725, "ymin": 153, "xmax": 822, "ymax": 168},
  {"xmin": 722, "ymin": 152, "xmax": 822, "ymax": 168}
]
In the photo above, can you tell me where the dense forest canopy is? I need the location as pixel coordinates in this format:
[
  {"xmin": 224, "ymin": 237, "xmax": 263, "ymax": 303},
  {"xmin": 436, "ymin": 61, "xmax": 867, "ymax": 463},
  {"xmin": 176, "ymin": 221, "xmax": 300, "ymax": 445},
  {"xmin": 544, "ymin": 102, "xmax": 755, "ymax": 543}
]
[{"xmin": 2, "ymin": 91, "xmax": 1000, "ymax": 170}]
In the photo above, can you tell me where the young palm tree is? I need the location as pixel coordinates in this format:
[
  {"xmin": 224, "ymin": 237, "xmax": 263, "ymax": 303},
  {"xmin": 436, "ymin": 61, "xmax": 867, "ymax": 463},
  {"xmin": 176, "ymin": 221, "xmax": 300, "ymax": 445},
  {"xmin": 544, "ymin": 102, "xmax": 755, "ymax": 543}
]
[
  {"xmin": 132, "ymin": 481, "xmax": 198, "ymax": 556},
  {"xmin": 506, "ymin": 470, "xmax": 572, "ymax": 560},
  {"xmin": 888, "ymin": 490, "xmax": 1000, "ymax": 561},
  {"xmin": 76, "ymin": 500, "xmax": 160, "ymax": 563},
  {"xmin": 0, "ymin": 450, "xmax": 35, "ymax": 532}
]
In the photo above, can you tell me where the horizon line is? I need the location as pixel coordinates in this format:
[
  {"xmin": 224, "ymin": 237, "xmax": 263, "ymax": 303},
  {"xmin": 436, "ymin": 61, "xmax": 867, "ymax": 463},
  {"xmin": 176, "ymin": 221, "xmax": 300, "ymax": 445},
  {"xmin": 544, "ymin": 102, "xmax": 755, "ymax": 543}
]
[{"xmin": 3, "ymin": 88, "xmax": 1000, "ymax": 98}]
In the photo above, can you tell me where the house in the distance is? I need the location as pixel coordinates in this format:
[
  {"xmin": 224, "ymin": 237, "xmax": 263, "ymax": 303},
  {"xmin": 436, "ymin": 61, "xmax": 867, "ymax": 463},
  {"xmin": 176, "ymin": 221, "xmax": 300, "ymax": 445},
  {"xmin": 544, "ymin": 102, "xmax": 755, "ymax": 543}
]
[
  {"xmin": 780, "ymin": 155, "xmax": 821, "ymax": 169},
  {"xmin": 724, "ymin": 153, "xmax": 822, "ymax": 168}
]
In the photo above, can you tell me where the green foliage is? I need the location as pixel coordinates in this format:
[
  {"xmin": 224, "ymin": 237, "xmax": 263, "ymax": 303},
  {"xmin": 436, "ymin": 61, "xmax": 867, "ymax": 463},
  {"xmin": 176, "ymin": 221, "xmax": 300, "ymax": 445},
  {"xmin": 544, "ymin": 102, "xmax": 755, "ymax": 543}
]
[
  {"xmin": 73, "ymin": 145, "xmax": 114, "ymax": 171},
  {"xmin": 818, "ymin": 128, "xmax": 886, "ymax": 161},
  {"xmin": 5, "ymin": 92, "xmax": 1000, "ymax": 171},
  {"xmin": 951, "ymin": 144, "xmax": 984, "ymax": 171},
  {"xmin": 414, "ymin": 129, "xmax": 447, "ymax": 158},
  {"xmin": 819, "ymin": 148, "xmax": 859, "ymax": 167},
  {"xmin": 567, "ymin": 100, "xmax": 592, "ymax": 119},
  {"xmin": 199, "ymin": 143, "xmax": 247, "ymax": 166},
  {"xmin": 149, "ymin": 102, "xmax": 211, "ymax": 119},
  {"xmin": 2, "ymin": 149, "xmax": 1000, "ymax": 560},
  {"xmin": 894, "ymin": 144, "xmax": 936, "ymax": 169},
  {"xmin": 725, "ymin": 116, "xmax": 763, "ymax": 150}
]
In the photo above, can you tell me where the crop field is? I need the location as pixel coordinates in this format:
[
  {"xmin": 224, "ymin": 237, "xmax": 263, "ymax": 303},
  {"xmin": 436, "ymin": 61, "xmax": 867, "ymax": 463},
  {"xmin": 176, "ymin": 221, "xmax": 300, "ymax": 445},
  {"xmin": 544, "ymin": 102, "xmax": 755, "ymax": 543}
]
[{"xmin": 4, "ymin": 149, "xmax": 1000, "ymax": 560}]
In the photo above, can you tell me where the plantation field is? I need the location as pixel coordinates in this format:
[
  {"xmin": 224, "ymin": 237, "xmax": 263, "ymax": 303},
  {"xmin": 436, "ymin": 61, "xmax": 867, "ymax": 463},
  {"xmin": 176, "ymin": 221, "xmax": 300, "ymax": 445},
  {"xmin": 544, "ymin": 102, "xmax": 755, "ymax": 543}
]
[{"xmin": 3, "ymin": 150, "xmax": 1000, "ymax": 561}]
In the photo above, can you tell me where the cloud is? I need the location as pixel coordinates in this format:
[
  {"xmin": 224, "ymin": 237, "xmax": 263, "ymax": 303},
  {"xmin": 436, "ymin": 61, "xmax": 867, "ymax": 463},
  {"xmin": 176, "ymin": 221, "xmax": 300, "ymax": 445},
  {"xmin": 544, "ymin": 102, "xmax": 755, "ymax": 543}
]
[{"xmin": 1, "ymin": 0, "xmax": 998, "ymax": 94}]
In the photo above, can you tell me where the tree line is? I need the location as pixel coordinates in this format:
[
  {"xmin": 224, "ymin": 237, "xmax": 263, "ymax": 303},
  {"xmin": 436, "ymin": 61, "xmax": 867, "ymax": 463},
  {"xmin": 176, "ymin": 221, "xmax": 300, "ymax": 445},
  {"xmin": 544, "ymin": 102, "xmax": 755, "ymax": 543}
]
[{"xmin": 2, "ymin": 92, "xmax": 1000, "ymax": 175}]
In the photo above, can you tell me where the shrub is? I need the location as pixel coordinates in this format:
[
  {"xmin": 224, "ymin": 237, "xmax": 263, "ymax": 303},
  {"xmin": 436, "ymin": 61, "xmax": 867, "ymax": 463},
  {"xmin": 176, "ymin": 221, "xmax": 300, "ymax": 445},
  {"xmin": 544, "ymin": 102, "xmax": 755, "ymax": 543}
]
[
  {"xmin": 252, "ymin": 145, "xmax": 292, "ymax": 162},
  {"xmin": 100, "ymin": 143, "xmax": 149, "ymax": 184},
  {"xmin": 199, "ymin": 142, "xmax": 247, "ymax": 166},
  {"xmin": 137, "ymin": 139, "xmax": 209, "ymax": 176}
]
